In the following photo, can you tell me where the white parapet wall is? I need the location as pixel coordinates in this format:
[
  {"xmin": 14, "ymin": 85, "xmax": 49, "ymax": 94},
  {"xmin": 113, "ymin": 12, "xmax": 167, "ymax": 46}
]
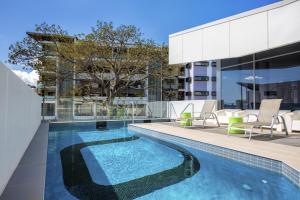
[
  {"xmin": 169, "ymin": 0, "xmax": 300, "ymax": 64},
  {"xmin": 0, "ymin": 62, "xmax": 41, "ymax": 195}
]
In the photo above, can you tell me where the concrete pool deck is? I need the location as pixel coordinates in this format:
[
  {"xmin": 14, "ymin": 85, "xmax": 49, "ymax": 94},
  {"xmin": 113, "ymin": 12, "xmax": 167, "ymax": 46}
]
[{"xmin": 131, "ymin": 123, "xmax": 300, "ymax": 173}]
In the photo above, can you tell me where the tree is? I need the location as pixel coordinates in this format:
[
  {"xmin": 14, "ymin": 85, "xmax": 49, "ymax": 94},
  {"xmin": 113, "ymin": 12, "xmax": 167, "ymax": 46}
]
[
  {"xmin": 9, "ymin": 22, "xmax": 172, "ymax": 105},
  {"xmin": 9, "ymin": 23, "xmax": 74, "ymax": 95}
]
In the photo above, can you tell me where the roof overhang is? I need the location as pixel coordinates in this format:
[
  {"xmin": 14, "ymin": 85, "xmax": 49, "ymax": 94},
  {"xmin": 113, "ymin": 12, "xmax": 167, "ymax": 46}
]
[{"xmin": 27, "ymin": 32, "xmax": 75, "ymax": 43}]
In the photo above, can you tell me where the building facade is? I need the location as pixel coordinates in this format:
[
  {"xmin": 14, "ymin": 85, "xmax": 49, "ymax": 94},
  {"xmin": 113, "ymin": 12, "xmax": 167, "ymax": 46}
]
[
  {"xmin": 184, "ymin": 61, "xmax": 217, "ymax": 100},
  {"xmin": 169, "ymin": 0, "xmax": 300, "ymax": 110},
  {"xmin": 28, "ymin": 32, "xmax": 149, "ymax": 120}
]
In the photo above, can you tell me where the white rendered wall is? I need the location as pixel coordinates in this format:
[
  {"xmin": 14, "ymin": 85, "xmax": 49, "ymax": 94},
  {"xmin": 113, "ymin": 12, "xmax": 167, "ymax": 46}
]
[
  {"xmin": 268, "ymin": 0, "xmax": 300, "ymax": 48},
  {"xmin": 229, "ymin": 12, "xmax": 268, "ymax": 57},
  {"xmin": 182, "ymin": 29, "xmax": 203, "ymax": 63},
  {"xmin": 169, "ymin": 36, "xmax": 183, "ymax": 64},
  {"xmin": 202, "ymin": 22, "xmax": 230, "ymax": 60},
  {"xmin": 0, "ymin": 62, "xmax": 41, "ymax": 195},
  {"xmin": 169, "ymin": 0, "xmax": 300, "ymax": 64}
]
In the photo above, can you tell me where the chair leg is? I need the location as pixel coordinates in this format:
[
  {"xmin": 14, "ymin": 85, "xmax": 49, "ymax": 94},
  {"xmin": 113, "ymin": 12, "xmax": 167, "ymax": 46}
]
[
  {"xmin": 278, "ymin": 115, "xmax": 288, "ymax": 136},
  {"xmin": 203, "ymin": 116, "xmax": 206, "ymax": 128},
  {"xmin": 270, "ymin": 116, "xmax": 276, "ymax": 139},
  {"xmin": 213, "ymin": 113, "xmax": 220, "ymax": 127},
  {"xmin": 270, "ymin": 124, "xmax": 274, "ymax": 139},
  {"xmin": 249, "ymin": 127, "xmax": 253, "ymax": 140}
]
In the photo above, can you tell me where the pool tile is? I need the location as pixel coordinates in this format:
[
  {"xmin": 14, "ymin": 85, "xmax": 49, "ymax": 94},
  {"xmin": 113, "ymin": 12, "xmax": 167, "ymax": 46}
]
[{"xmin": 130, "ymin": 126, "xmax": 300, "ymax": 188}]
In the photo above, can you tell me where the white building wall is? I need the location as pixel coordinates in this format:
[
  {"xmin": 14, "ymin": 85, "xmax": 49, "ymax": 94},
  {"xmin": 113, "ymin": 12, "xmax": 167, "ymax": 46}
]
[
  {"xmin": 169, "ymin": 35, "xmax": 183, "ymax": 64},
  {"xmin": 268, "ymin": 0, "xmax": 300, "ymax": 48},
  {"xmin": 0, "ymin": 62, "xmax": 41, "ymax": 195},
  {"xmin": 202, "ymin": 23, "xmax": 230, "ymax": 60},
  {"xmin": 229, "ymin": 12, "xmax": 268, "ymax": 57},
  {"xmin": 182, "ymin": 30, "xmax": 203, "ymax": 63},
  {"xmin": 169, "ymin": 0, "xmax": 300, "ymax": 64}
]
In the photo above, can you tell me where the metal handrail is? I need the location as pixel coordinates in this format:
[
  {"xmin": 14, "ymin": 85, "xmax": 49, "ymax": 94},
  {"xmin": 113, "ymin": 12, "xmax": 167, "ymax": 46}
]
[
  {"xmin": 180, "ymin": 103, "xmax": 195, "ymax": 119},
  {"xmin": 162, "ymin": 108, "xmax": 168, "ymax": 118},
  {"xmin": 169, "ymin": 102, "xmax": 179, "ymax": 119},
  {"xmin": 124, "ymin": 105, "xmax": 129, "ymax": 119},
  {"xmin": 131, "ymin": 102, "xmax": 135, "ymax": 124},
  {"xmin": 147, "ymin": 104, "xmax": 153, "ymax": 118}
]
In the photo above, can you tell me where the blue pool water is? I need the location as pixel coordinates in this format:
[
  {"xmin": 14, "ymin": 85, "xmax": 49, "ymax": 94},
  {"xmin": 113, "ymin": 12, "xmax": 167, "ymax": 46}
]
[{"xmin": 46, "ymin": 123, "xmax": 300, "ymax": 200}]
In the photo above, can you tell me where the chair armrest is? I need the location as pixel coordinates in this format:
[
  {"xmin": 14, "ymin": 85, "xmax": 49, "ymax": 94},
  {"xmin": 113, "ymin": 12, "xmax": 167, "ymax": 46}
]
[
  {"xmin": 284, "ymin": 112, "xmax": 295, "ymax": 133},
  {"xmin": 292, "ymin": 112, "xmax": 300, "ymax": 120},
  {"xmin": 246, "ymin": 114, "xmax": 258, "ymax": 122},
  {"xmin": 247, "ymin": 113, "xmax": 258, "ymax": 118},
  {"xmin": 234, "ymin": 110, "xmax": 247, "ymax": 117},
  {"xmin": 214, "ymin": 110, "xmax": 226, "ymax": 116}
]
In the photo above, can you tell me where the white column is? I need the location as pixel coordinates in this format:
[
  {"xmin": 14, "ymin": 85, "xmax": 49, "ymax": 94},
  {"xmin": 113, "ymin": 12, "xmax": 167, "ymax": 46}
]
[
  {"xmin": 191, "ymin": 63, "xmax": 195, "ymax": 100},
  {"xmin": 207, "ymin": 62, "xmax": 213, "ymax": 100}
]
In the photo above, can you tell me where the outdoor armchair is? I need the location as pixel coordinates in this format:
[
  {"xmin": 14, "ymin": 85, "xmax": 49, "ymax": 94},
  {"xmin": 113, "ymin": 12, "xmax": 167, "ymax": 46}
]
[
  {"xmin": 214, "ymin": 109, "xmax": 241, "ymax": 124},
  {"xmin": 284, "ymin": 111, "xmax": 300, "ymax": 133}
]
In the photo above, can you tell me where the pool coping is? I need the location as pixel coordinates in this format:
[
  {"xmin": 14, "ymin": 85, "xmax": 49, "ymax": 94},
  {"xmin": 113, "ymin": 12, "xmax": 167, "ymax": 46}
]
[{"xmin": 129, "ymin": 123, "xmax": 300, "ymax": 188}]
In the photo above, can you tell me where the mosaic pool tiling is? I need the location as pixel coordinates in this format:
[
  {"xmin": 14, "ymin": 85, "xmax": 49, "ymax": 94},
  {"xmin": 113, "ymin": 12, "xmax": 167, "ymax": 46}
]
[{"xmin": 129, "ymin": 125, "xmax": 300, "ymax": 188}]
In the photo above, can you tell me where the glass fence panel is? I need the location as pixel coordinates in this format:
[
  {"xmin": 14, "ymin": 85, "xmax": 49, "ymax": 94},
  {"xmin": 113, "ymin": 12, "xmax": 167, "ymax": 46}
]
[
  {"xmin": 75, "ymin": 103, "xmax": 94, "ymax": 116},
  {"xmin": 41, "ymin": 98, "xmax": 202, "ymax": 122}
]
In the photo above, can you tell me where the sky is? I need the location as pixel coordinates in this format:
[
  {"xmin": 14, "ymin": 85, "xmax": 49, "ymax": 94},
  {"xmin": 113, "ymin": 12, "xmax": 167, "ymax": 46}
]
[{"xmin": 0, "ymin": 0, "xmax": 278, "ymax": 84}]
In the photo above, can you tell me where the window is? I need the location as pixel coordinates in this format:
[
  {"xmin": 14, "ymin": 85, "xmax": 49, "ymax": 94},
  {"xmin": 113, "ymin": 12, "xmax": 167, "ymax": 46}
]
[
  {"xmin": 185, "ymin": 77, "xmax": 192, "ymax": 83},
  {"xmin": 212, "ymin": 76, "xmax": 216, "ymax": 81},
  {"xmin": 194, "ymin": 61, "xmax": 209, "ymax": 67},
  {"xmin": 42, "ymin": 103, "xmax": 55, "ymax": 116},
  {"xmin": 194, "ymin": 91, "xmax": 209, "ymax": 96},
  {"xmin": 211, "ymin": 61, "xmax": 217, "ymax": 67},
  {"xmin": 47, "ymin": 92, "xmax": 55, "ymax": 96},
  {"xmin": 185, "ymin": 91, "xmax": 192, "ymax": 96},
  {"xmin": 75, "ymin": 103, "xmax": 94, "ymax": 116},
  {"xmin": 212, "ymin": 91, "xmax": 216, "ymax": 96},
  {"xmin": 255, "ymin": 51, "xmax": 300, "ymax": 110},
  {"xmin": 221, "ymin": 63, "xmax": 253, "ymax": 109},
  {"xmin": 194, "ymin": 76, "xmax": 209, "ymax": 81},
  {"xmin": 186, "ymin": 63, "xmax": 192, "ymax": 69},
  {"xmin": 220, "ymin": 42, "xmax": 300, "ymax": 110}
]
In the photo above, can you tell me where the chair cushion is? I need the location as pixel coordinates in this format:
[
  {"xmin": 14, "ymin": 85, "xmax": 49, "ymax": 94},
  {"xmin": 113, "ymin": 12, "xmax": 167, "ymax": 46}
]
[{"xmin": 292, "ymin": 120, "xmax": 300, "ymax": 131}]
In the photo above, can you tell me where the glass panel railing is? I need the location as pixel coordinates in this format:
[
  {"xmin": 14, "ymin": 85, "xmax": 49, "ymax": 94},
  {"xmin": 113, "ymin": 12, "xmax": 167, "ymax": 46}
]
[{"xmin": 41, "ymin": 97, "xmax": 174, "ymax": 122}]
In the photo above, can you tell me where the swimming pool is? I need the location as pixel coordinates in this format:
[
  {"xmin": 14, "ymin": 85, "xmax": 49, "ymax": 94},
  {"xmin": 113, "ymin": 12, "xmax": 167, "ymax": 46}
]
[{"xmin": 46, "ymin": 122, "xmax": 300, "ymax": 199}]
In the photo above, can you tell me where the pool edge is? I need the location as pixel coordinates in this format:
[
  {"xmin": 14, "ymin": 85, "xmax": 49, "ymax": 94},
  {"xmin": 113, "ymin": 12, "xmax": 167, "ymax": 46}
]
[{"xmin": 129, "ymin": 125, "xmax": 300, "ymax": 188}]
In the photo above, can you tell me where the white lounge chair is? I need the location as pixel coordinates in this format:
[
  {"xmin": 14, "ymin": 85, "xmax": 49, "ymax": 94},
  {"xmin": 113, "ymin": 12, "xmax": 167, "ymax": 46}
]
[
  {"xmin": 193, "ymin": 100, "xmax": 220, "ymax": 128},
  {"xmin": 228, "ymin": 99, "xmax": 288, "ymax": 140}
]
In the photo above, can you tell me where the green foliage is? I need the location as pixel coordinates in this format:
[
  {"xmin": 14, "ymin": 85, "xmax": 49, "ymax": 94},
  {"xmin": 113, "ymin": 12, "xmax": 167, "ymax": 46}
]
[{"xmin": 9, "ymin": 21, "xmax": 174, "ymax": 103}]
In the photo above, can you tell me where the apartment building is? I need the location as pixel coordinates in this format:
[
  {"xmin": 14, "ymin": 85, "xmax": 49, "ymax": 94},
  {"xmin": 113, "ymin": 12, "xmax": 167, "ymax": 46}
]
[
  {"xmin": 28, "ymin": 32, "xmax": 149, "ymax": 120},
  {"xmin": 184, "ymin": 61, "xmax": 216, "ymax": 100}
]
